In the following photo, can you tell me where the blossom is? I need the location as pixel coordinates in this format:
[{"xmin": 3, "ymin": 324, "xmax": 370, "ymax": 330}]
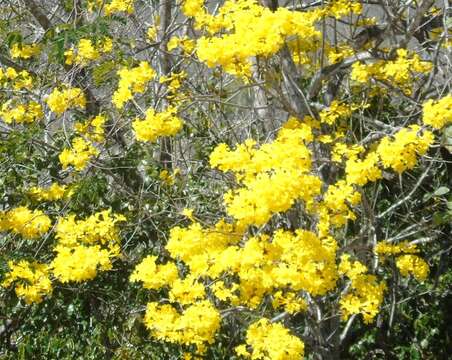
[
  {"xmin": 29, "ymin": 183, "xmax": 69, "ymax": 201},
  {"xmin": 396, "ymin": 255, "xmax": 429, "ymax": 281},
  {"xmin": 143, "ymin": 301, "xmax": 221, "ymax": 353},
  {"xmin": 112, "ymin": 61, "xmax": 155, "ymax": 108},
  {"xmin": 422, "ymin": 95, "xmax": 452, "ymax": 129},
  {"xmin": 0, "ymin": 206, "xmax": 51, "ymax": 239},
  {"xmin": 236, "ymin": 319, "xmax": 304, "ymax": 359},
  {"xmin": 104, "ymin": 0, "xmax": 134, "ymax": 15},
  {"xmin": 10, "ymin": 43, "xmax": 41, "ymax": 59},
  {"xmin": 130, "ymin": 255, "xmax": 179, "ymax": 289},
  {"xmin": 0, "ymin": 101, "xmax": 43, "ymax": 124},
  {"xmin": 59, "ymin": 137, "xmax": 99, "ymax": 171},
  {"xmin": 46, "ymin": 87, "xmax": 86, "ymax": 114},
  {"xmin": 1, "ymin": 260, "xmax": 52, "ymax": 304},
  {"xmin": 132, "ymin": 106, "xmax": 183, "ymax": 142}
]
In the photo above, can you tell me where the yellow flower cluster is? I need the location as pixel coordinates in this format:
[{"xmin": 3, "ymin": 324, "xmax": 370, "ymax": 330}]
[
  {"xmin": 104, "ymin": 0, "xmax": 134, "ymax": 15},
  {"xmin": 131, "ymin": 215, "xmax": 337, "ymax": 351},
  {"xmin": 330, "ymin": 125, "xmax": 433, "ymax": 187},
  {"xmin": 235, "ymin": 319, "xmax": 304, "ymax": 359},
  {"xmin": 376, "ymin": 125, "xmax": 434, "ymax": 174},
  {"xmin": 326, "ymin": 0, "xmax": 362, "ymax": 18},
  {"xmin": 59, "ymin": 137, "xmax": 99, "ymax": 171},
  {"xmin": 332, "ymin": 142, "xmax": 364, "ymax": 162},
  {"xmin": 130, "ymin": 255, "xmax": 179, "ymax": 289},
  {"xmin": 132, "ymin": 106, "xmax": 183, "ymax": 143},
  {"xmin": 74, "ymin": 114, "xmax": 107, "ymax": 143},
  {"xmin": 345, "ymin": 152, "xmax": 382, "ymax": 186},
  {"xmin": 374, "ymin": 241, "xmax": 418, "ymax": 258},
  {"xmin": 326, "ymin": 43, "xmax": 355, "ymax": 64},
  {"xmin": 144, "ymin": 300, "xmax": 221, "ymax": 354},
  {"xmin": 147, "ymin": 26, "xmax": 157, "ymax": 42},
  {"xmin": 0, "ymin": 206, "xmax": 51, "ymax": 239},
  {"xmin": 54, "ymin": 209, "xmax": 125, "ymax": 248},
  {"xmin": 65, "ymin": 38, "xmax": 113, "ymax": 66},
  {"xmin": 10, "ymin": 43, "xmax": 41, "ymax": 59},
  {"xmin": 318, "ymin": 124, "xmax": 433, "ymax": 235},
  {"xmin": 169, "ymin": 227, "xmax": 336, "ymax": 305},
  {"xmin": 159, "ymin": 168, "xmax": 180, "ymax": 186},
  {"xmin": 422, "ymin": 95, "xmax": 452, "ymax": 129},
  {"xmin": 210, "ymin": 121, "xmax": 320, "ymax": 227},
  {"xmin": 166, "ymin": 221, "xmax": 242, "ymax": 278},
  {"xmin": 272, "ymin": 290, "xmax": 307, "ymax": 315},
  {"xmin": 59, "ymin": 115, "xmax": 106, "ymax": 171},
  {"xmin": 191, "ymin": 0, "xmax": 322, "ymax": 76},
  {"xmin": 0, "ymin": 67, "xmax": 33, "ymax": 90},
  {"xmin": 339, "ymin": 254, "xmax": 386, "ymax": 323},
  {"xmin": 160, "ymin": 71, "xmax": 187, "ymax": 104},
  {"xmin": 211, "ymin": 281, "xmax": 238, "ymax": 302},
  {"xmin": 167, "ymin": 36, "xmax": 195, "ymax": 54},
  {"xmin": 2, "ymin": 260, "xmax": 52, "ymax": 304},
  {"xmin": 0, "ymin": 101, "xmax": 43, "ymax": 124},
  {"xmin": 51, "ymin": 210, "xmax": 125, "ymax": 283},
  {"xmin": 321, "ymin": 180, "xmax": 362, "ymax": 227},
  {"xmin": 112, "ymin": 61, "xmax": 155, "ymax": 109},
  {"xmin": 51, "ymin": 245, "xmax": 113, "ymax": 283},
  {"xmin": 2, "ymin": 210, "xmax": 125, "ymax": 303},
  {"xmin": 182, "ymin": 0, "xmax": 204, "ymax": 18},
  {"xmin": 375, "ymin": 241, "xmax": 429, "ymax": 281},
  {"xmin": 396, "ymin": 255, "xmax": 429, "ymax": 281},
  {"xmin": 46, "ymin": 87, "xmax": 86, "ymax": 114},
  {"xmin": 351, "ymin": 49, "xmax": 432, "ymax": 93},
  {"xmin": 319, "ymin": 100, "xmax": 354, "ymax": 125},
  {"xmin": 29, "ymin": 183, "xmax": 70, "ymax": 201}
]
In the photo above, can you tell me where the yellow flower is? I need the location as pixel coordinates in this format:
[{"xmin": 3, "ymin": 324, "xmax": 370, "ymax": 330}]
[
  {"xmin": 64, "ymin": 48, "xmax": 75, "ymax": 65},
  {"xmin": 75, "ymin": 39, "xmax": 100, "ymax": 64},
  {"xmin": 46, "ymin": 87, "xmax": 86, "ymax": 114},
  {"xmin": 167, "ymin": 36, "xmax": 195, "ymax": 53},
  {"xmin": 1, "ymin": 260, "xmax": 52, "ymax": 304},
  {"xmin": 50, "ymin": 210, "xmax": 125, "ymax": 283},
  {"xmin": 10, "ymin": 43, "xmax": 41, "ymax": 59},
  {"xmin": 147, "ymin": 26, "xmax": 157, "ymax": 41},
  {"xmin": 112, "ymin": 61, "xmax": 155, "ymax": 108},
  {"xmin": 376, "ymin": 125, "xmax": 434, "ymax": 174},
  {"xmin": 0, "ymin": 206, "xmax": 51, "ymax": 239},
  {"xmin": 143, "ymin": 300, "xmax": 220, "ymax": 353},
  {"xmin": 339, "ymin": 255, "xmax": 386, "ymax": 323},
  {"xmin": 181, "ymin": 208, "xmax": 194, "ymax": 220},
  {"xmin": 237, "ymin": 318, "xmax": 304, "ymax": 359},
  {"xmin": 396, "ymin": 254, "xmax": 429, "ymax": 281},
  {"xmin": 51, "ymin": 245, "xmax": 113, "ymax": 283},
  {"xmin": 59, "ymin": 137, "xmax": 99, "ymax": 171},
  {"xmin": 422, "ymin": 95, "xmax": 452, "ymax": 129},
  {"xmin": 104, "ymin": 0, "xmax": 134, "ymax": 15},
  {"xmin": 75, "ymin": 114, "xmax": 107, "ymax": 143},
  {"xmin": 0, "ymin": 101, "xmax": 43, "ymax": 124},
  {"xmin": 130, "ymin": 255, "xmax": 179, "ymax": 289},
  {"xmin": 132, "ymin": 106, "xmax": 183, "ymax": 142},
  {"xmin": 194, "ymin": 0, "xmax": 321, "ymax": 77},
  {"xmin": 28, "ymin": 183, "xmax": 69, "ymax": 201},
  {"xmin": 209, "ymin": 122, "xmax": 319, "ymax": 227}
]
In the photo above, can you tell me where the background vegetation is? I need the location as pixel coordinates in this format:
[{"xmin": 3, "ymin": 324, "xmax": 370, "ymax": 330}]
[{"xmin": 0, "ymin": 0, "xmax": 451, "ymax": 359}]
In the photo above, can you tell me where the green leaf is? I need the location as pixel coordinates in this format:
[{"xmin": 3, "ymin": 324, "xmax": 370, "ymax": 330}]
[
  {"xmin": 434, "ymin": 187, "xmax": 449, "ymax": 196},
  {"xmin": 92, "ymin": 60, "xmax": 116, "ymax": 86},
  {"xmin": 7, "ymin": 31, "xmax": 22, "ymax": 47}
]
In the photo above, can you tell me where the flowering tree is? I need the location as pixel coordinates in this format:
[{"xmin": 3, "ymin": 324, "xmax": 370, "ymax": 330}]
[{"xmin": 0, "ymin": 0, "xmax": 451, "ymax": 358}]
